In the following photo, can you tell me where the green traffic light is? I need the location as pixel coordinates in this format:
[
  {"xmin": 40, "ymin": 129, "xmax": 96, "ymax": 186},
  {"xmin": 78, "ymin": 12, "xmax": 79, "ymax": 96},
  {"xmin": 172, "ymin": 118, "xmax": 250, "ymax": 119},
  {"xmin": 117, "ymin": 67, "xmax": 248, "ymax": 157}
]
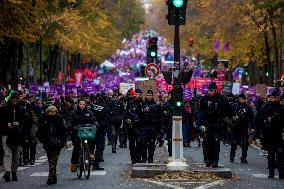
[
  {"xmin": 265, "ymin": 72, "xmax": 269, "ymax": 77},
  {"xmin": 176, "ymin": 101, "xmax": 182, "ymax": 107},
  {"xmin": 173, "ymin": 0, "xmax": 183, "ymax": 8},
  {"xmin": 150, "ymin": 51, "xmax": 156, "ymax": 57},
  {"xmin": 245, "ymin": 71, "xmax": 249, "ymax": 76}
]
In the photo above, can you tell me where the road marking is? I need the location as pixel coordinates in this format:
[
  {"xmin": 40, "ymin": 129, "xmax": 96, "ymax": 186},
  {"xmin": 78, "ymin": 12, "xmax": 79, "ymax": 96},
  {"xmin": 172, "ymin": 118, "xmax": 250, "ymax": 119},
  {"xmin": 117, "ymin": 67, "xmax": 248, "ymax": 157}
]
[
  {"xmin": 252, "ymin": 174, "xmax": 279, "ymax": 179},
  {"xmin": 90, "ymin": 171, "xmax": 107, "ymax": 176},
  {"xmin": 38, "ymin": 156, "xmax": 48, "ymax": 160},
  {"xmin": 193, "ymin": 180, "xmax": 223, "ymax": 189},
  {"xmin": 142, "ymin": 179, "xmax": 185, "ymax": 189},
  {"xmin": 30, "ymin": 172, "xmax": 50, "ymax": 177},
  {"xmin": 18, "ymin": 167, "xmax": 29, "ymax": 171},
  {"xmin": 35, "ymin": 159, "xmax": 48, "ymax": 163}
]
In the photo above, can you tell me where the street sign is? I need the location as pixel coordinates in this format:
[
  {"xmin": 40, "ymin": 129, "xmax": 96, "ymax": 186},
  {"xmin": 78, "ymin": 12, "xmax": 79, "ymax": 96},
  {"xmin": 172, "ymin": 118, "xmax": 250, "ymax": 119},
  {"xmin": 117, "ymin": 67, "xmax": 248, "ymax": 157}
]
[{"xmin": 145, "ymin": 63, "xmax": 160, "ymax": 79}]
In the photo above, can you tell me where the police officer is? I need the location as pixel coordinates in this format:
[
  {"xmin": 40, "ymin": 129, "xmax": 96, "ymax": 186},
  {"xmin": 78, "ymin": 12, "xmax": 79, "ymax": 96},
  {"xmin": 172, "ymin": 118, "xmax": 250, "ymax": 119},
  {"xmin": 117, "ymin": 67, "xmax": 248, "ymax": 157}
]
[
  {"xmin": 229, "ymin": 93, "xmax": 255, "ymax": 163},
  {"xmin": 90, "ymin": 93, "xmax": 109, "ymax": 170},
  {"xmin": 161, "ymin": 91, "xmax": 173, "ymax": 157},
  {"xmin": 124, "ymin": 89, "xmax": 143, "ymax": 164},
  {"xmin": 109, "ymin": 93, "xmax": 125, "ymax": 153},
  {"xmin": 197, "ymin": 82, "xmax": 232, "ymax": 168},
  {"xmin": 18, "ymin": 97, "xmax": 37, "ymax": 166},
  {"xmin": 137, "ymin": 90, "xmax": 161, "ymax": 163},
  {"xmin": 256, "ymin": 90, "xmax": 284, "ymax": 179}
]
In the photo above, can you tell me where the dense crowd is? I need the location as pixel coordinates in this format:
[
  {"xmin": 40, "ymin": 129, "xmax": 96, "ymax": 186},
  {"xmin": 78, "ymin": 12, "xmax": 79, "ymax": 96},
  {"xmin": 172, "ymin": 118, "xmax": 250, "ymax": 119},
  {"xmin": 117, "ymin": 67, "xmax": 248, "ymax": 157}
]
[{"xmin": 0, "ymin": 82, "xmax": 283, "ymax": 185}]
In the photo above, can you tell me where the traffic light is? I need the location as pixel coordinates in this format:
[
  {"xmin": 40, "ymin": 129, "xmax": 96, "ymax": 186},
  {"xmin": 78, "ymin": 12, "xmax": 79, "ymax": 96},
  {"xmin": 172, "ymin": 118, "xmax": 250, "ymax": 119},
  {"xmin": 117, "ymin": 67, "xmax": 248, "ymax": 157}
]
[
  {"xmin": 166, "ymin": 0, "xmax": 188, "ymax": 25},
  {"xmin": 243, "ymin": 65, "xmax": 249, "ymax": 77},
  {"xmin": 147, "ymin": 37, "xmax": 158, "ymax": 59},
  {"xmin": 173, "ymin": 86, "xmax": 183, "ymax": 113}
]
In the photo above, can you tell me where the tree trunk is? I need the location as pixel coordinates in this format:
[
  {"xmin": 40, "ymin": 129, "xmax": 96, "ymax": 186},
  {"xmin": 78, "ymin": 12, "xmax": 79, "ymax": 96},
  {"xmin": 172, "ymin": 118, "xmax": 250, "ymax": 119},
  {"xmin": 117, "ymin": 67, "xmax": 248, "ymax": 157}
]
[
  {"xmin": 32, "ymin": 43, "xmax": 38, "ymax": 84},
  {"xmin": 48, "ymin": 45, "xmax": 60, "ymax": 84},
  {"xmin": 271, "ymin": 25, "xmax": 279, "ymax": 82}
]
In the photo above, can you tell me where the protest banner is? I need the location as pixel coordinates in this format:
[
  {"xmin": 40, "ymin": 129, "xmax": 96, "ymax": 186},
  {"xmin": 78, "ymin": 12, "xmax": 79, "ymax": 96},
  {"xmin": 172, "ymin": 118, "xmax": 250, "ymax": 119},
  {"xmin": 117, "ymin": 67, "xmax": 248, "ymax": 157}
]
[
  {"xmin": 119, "ymin": 83, "xmax": 135, "ymax": 95},
  {"xmin": 232, "ymin": 83, "xmax": 241, "ymax": 95},
  {"xmin": 256, "ymin": 84, "xmax": 266, "ymax": 97},
  {"xmin": 137, "ymin": 79, "xmax": 158, "ymax": 101}
]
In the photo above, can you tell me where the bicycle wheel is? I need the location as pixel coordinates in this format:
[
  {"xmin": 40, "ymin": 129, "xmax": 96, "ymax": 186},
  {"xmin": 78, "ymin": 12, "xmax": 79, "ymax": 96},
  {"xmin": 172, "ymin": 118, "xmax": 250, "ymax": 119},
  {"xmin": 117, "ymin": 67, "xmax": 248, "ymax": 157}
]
[
  {"xmin": 77, "ymin": 147, "xmax": 83, "ymax": 179},
  {"xmin": 83, "ymin": 145, "xmax": 91, "ymax": 179}
]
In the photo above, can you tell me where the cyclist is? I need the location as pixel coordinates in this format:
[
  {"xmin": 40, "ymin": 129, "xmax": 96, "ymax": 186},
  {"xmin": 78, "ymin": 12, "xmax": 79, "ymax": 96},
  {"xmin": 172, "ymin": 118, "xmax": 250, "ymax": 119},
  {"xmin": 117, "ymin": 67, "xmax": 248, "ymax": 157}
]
[{"xmin": 68, "ymin": 98, "xmax": 98, "ymax": 173}]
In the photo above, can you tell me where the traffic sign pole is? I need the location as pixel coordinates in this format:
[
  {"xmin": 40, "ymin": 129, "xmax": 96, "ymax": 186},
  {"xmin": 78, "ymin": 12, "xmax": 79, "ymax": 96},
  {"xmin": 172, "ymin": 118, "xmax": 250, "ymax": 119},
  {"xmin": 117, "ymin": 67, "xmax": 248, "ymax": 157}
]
[{"xmin": 167, "ymin": 2, "xmax": 188, "ymax": 170}]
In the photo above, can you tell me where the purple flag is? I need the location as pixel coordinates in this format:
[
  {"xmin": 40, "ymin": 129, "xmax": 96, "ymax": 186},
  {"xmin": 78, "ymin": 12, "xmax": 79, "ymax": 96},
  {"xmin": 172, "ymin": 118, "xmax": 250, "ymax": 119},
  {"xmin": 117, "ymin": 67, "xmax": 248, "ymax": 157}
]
[
  {"xmin": 193, "ymin": 66, "xmax": 202, "ymax": 78},
  {"xmin": 224, "ymin": 42, "xmax": 230, "ymax": 52},
  {"xmin": 213, "ymin": 40, "xmax": 220, "ymax": 52}
]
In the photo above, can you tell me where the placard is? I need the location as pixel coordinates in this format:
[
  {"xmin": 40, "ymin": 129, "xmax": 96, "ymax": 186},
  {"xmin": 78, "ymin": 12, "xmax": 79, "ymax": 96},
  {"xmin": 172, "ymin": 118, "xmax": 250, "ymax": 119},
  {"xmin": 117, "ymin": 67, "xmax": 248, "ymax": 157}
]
[
  {"xmin": 119, "ymin": 83, "xmax": 135, "ymax": 95},
  {"xmin": 256, "ymin": 84, "xmax": 266, "ymax": 97},
  {"xmin": 137, "ymin": 79, "xmax": 158, "ymax": 101},
  {"xmin": 232, "ymin": 83, "xmax": 240, "ymax": 95}
]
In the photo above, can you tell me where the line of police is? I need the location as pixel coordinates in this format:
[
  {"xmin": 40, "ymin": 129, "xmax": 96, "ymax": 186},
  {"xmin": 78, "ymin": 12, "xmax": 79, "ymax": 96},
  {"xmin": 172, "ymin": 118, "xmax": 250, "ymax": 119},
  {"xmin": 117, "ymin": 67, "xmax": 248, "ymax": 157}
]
[{"xmin": 0, "ymin": 82, "xmax": 283, "ymax": 185}]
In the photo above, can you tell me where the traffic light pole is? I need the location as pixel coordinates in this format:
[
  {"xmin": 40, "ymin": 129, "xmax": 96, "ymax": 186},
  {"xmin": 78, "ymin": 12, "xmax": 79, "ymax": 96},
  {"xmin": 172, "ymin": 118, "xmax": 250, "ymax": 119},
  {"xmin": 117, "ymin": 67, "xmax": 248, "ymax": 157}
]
[{"xmin": 167, "ymin": 17, "xmax": 189, "ymax": 170}]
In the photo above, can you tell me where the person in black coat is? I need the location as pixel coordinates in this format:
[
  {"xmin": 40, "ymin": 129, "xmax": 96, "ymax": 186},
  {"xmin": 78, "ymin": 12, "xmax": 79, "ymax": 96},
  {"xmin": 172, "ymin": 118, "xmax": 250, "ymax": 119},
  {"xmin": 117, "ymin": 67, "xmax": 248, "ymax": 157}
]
[
  {"xmin": 229, "ymin": 93, "xmax": 255, "ymax": 163},
  {"xmin": 68, "ymin": 98, "xmax": 99, "ymax": 172},
  {"xmin": 137, "ymin": 90, "xmax": 161, "ymax": 163},
  {"xmin": 256, "ymin": 91, "xmax": 284, "ymax": 179},
  {"xmin": 197, "ymin": 82, "xmax": 232, "ymax": 168},
  {"xmin": 0, "ymin": 93, "xmax": 31, "ymax": 182},
  {"xmin": 37, "ymin": 105, "xmax": 68, "ymax": 185}
]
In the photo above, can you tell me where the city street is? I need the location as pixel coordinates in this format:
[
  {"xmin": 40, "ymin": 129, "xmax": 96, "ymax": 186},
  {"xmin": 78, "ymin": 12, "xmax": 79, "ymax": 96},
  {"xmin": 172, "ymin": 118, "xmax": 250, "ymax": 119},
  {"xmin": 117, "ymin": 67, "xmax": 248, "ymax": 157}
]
[
  {"xmin": 0, "ymin": 142, "xmax": 283, "ymax": 189},
  {"xmin": 0, "ymin": 1, "xmax": 284, "ymax": 189}
]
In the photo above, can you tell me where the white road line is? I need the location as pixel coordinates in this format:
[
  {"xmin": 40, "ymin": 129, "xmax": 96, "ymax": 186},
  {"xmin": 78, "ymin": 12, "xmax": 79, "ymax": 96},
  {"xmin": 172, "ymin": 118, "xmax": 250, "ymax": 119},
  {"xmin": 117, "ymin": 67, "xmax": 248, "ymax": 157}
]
[
  {"xmin": 35, "ymin": 159, "xmax": 48, "ymax": 163},
  {"xmin": 142, "ymin": 179, "xmax": 185, "ymax": 189},
  {"xmin": 30, "ymin": 172, "xmax": 50, "ymax": 177},
  {"xmin": 252, "ymin": 174, "xmax": 279, "ymax": 179},
  {"xmin": 90, "ymin": 171, "xmax": 107, "ymax": 176},
  {"xmin": 193, "ymin": 180, "xmax": 223, "ymax": 189},
  {"xmin": 18, "ymin": 167, "xmax": 29, "ymax": 171},
  {"xmin": 38, "ymin": 156, "xmax": 48, "ymax": 160}
]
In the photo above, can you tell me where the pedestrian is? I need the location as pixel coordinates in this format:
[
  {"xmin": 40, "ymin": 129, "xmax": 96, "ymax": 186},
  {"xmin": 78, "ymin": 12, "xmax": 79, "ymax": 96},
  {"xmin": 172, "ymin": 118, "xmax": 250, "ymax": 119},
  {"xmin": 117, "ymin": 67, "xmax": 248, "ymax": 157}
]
[
  {"xmin": 137, "ymin": 90, "xmax": 161, "ymax": 163},
  {"xmin": 197, "ymin": 82, "xmax": 232, "ymax": 168},
  {"xmin": 37, "ymin": 105, "xmax": 68, "ymax": 185},
  {"xmin": 229, "ymin": 93, "xmax": 255, "ymax": 163},
  {"xmin": 256, "ymin": 90, "xmax": 284, "ymax": 179},
  {"xmin": 124, "ymin": 89, "xmax": 143, "ymax": 164},
  {"xmin": 0, "ymin": 92, "xmax": 30, "ymax": 181}
]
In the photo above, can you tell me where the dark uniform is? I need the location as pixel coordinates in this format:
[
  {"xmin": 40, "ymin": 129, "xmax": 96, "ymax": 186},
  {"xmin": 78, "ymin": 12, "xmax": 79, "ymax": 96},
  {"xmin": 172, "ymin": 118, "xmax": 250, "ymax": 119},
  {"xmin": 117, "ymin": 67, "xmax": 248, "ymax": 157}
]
[
  {"xmin": 229, "ymin": 94, "xmax": 255, "ymax": 163},
  {"xmin": 161, "ymin": 99, "xmax": 173, "ymax": 156},
  {"xmin": 256, "ymin": 92, "xmax": 284, "ymax": 179},
  {"xmin": 124, "ymin": 89, "xmax": 143, "ymax": 164},
  {"xmin": 198, "ymin": 82, "xmax": 231, "ymax": 168},
  {"xmin": 90, "ymin": 95, "xmax": 109, "ymax": 169},
  {"xmin": 109, "ymin": 96, "xmax": 125, "ymax": 153},
  {"xmin": 137, "ymin": 90, "xmax": 161, "ymax": 163},
  {"xmin": 19, "ymin": 100, "xmax": 37, "ymax": 166}
]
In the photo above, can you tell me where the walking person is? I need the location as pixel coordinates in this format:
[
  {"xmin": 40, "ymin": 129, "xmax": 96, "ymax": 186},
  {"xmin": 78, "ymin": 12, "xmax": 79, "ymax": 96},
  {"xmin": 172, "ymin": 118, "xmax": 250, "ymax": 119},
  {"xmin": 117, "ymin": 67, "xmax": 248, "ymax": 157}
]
[
  {"xmin": 0, "ymin": 93, "xmax": 30, "ymax": 181},
  {"xmin": 37, "ymin": 105, "xmax": 68, "ymax": 185},
  {"xmin": 197, "ymin": 82, "xmax": 232, "ymax": 168},
  {"xmin": 256, "ymin": 91, "xmax": 284, "ymax": 179}
]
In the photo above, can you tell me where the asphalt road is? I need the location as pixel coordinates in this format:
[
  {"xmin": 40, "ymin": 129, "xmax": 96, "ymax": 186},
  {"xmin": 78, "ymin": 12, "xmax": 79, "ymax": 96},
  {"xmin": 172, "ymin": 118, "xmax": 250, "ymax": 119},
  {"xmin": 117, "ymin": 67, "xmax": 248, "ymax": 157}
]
[{"xmin": 0, "ymin": 141, "xmax": 283, "ymax": 189}]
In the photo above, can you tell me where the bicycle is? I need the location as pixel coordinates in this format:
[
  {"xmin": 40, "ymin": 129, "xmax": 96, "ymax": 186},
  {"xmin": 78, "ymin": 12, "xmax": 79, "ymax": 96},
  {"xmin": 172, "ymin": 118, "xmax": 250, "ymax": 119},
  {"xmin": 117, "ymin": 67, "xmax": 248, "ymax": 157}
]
[{"xmin": 76, "ymin": 124, "xmax": 97, "ymax": 179}]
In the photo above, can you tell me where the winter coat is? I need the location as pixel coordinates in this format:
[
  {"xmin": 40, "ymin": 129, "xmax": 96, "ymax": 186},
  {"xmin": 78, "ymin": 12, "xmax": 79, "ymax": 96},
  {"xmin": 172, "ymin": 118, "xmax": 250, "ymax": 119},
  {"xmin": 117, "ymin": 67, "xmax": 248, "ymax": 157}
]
[
  {"xmin": 0, "ymin": 103, "xmax": 31, "ymax": 146},
  {"xmin": 37, "ymin": 114, "xmax": 68, "ymax": 150}
]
